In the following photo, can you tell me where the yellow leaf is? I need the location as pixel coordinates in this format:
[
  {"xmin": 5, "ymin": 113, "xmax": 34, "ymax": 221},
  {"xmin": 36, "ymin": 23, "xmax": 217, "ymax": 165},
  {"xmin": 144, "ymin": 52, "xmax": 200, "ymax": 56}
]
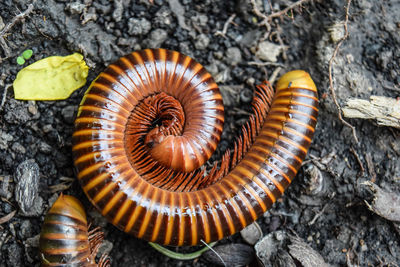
[{"xmin": 13, "ymin": 53, "xmax": 89, "ymax": 100}]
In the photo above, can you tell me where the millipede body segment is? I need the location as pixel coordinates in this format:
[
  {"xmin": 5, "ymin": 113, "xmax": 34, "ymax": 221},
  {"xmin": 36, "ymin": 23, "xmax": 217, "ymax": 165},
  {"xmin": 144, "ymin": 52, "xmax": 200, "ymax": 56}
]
[
  {"xmin": 72, "ymin": 48, "xmax": 319, "ymax": 246},
  {"xmin": 39, "ymin": 194, "xmax": 109, "ymax": 266}
]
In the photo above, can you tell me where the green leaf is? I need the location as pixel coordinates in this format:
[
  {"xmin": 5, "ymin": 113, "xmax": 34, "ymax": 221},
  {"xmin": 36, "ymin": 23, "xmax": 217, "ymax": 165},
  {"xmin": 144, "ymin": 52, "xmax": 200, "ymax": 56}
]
[
  {"xmin": 17, "ymin": 56, "xmax": 25, "ymax": 65},
  {"xmin": 13, "ymin": 53, "xmax": 89, "ymax": 100},
  {"xmin": 22, "ymin": 49, "xmax": 33, "ymax": 60}
]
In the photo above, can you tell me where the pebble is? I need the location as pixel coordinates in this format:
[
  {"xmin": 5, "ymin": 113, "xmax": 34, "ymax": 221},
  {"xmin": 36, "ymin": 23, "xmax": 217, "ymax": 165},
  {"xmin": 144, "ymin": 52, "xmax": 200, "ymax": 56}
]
[
  {"xmin": 39, "ymin": 141, "xmax": 53, "ymax": 154},
  {"xmin": 98, "ymin": 239, "xmax": 114, "ymax": 256},
  {"xmin": 146, "ymin": 29, "xmax": 168, "ymax": 48},
  {"xmin": 168, "ymin": 0, "xmax": 191, "ymax": 30},
  {"xmin": 127, "ymin": 18, "xmax": 151, "ymax": 36},
  {"xmin": 81, "ymin": 7, "xmax": 98, "ymax": 24},
  {"xmin": 225, "ymin": 47, "xmax": 242, "ymax": 66},
  {"xmin": 112, "ymin": 0, "xmax": 123, "ymax": 22},
  {"xmin": 11, "ymin": 142, "xmax": 26, "ymax": 154},
  {"xmin": 0, "ymin": 175, "xmax": 12, "ymax": 199},
  {"xmin": 240, "ymin": 221, "xmax": 263, "ymax": 245},
  {"xmin": 65, "ymin": 1, "xmax": 86, "ymax": 14},
  {"xmin": 192, "ymin": 14, "xmax": 208, "ymax": 27},
  {"xmin": 25, "ymin": 234, "xmax": 40, "ymax": 248},
  {"xmin": 27, "ymin": 103, "xmax": 38, "ymax": 116},
  {"xmin": 205, "ymin": 63, "xmax": 219, "ymax": 77},
  {"xmin": 18, "ymin": 220, "xmax": 33, "ymax": 240},
  {"xmin": 14, "ymin": 159, "xmax": 40, "ymax": 215},
  {"xmin": 254, "ymin": 41, "xmax": 282, "ymax": 62},
  {"xmin": 61, "ymin": 105, "xmax": 76, "ymax": 124},
  {"xmin": 194, "ymin": 33, "xmax": 210, "ymax": 50},
  {"xmin": 0, "ymin": 130, "xmax": 14, "ymax": 150},
  {"xmin": 42, "ymin": 124, "xmax": 53, "ymax": 133}
]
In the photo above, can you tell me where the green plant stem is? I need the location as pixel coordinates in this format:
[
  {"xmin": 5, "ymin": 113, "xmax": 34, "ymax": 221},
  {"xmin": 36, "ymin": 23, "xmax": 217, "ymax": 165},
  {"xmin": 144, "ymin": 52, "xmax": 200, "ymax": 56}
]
[{"xmin": 148, "ymin": 241, "xmax": 217, "ymax": 260}]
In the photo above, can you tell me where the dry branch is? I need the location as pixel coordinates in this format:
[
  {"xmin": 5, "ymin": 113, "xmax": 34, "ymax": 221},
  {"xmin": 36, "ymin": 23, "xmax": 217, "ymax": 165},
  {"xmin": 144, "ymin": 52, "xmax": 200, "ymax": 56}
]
[{"xmin": 342, "ymin": 96, "xmax": 400, "ymax": 129}]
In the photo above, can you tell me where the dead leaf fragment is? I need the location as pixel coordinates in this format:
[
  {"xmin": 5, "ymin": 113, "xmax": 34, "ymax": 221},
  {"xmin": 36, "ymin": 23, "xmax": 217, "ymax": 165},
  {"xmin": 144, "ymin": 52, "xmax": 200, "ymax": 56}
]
[
  {"xmin": 13, "ymin": 53, "xmax": 88, "ymax": 100},
  {"xmin": 0, "ymin": 210, "xmax": 16, "ymax": 224},
  {"xmin": 363, "ymin": 181, "xmax": 400, "ymax": 222}
]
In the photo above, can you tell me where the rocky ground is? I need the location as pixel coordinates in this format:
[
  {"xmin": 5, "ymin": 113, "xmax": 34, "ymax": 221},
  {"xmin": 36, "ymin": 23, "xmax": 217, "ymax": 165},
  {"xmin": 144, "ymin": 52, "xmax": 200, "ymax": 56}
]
[{"xmin": 0, "ymin": 0, "xmax": 399, "ymax": 266}]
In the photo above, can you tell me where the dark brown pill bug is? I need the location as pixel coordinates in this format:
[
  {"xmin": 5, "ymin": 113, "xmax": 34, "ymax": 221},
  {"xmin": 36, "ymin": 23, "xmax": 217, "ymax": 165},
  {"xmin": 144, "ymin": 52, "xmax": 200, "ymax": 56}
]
[
  {"xmin": 72, "ymin": 48, "xmax": 319, "ymax": 246},
  {"xmin": 39, "ymin": 194, "xmax": 109, "ymax": 266}
]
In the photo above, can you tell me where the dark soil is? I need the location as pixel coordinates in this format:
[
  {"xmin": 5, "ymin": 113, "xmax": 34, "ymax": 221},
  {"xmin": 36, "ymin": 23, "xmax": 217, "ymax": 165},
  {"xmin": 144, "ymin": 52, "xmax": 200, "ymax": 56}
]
[{"xmin": 0, "ymin": 0, "xmax": 399, "ymax": 266}]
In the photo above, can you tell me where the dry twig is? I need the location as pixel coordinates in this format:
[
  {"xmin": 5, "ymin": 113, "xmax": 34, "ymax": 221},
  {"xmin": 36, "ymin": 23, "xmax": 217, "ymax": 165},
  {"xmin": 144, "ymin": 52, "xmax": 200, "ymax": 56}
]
[
  {"xmin": 0, "ymin": 84, "xmax": 11, "ymax": 113},
  {"xmin": 350, "ymin": 146, "xmax": 364, "ymax": 174},
  {"xmin": 268, "ymin": 66, "xmax": 283, "ymax": 85},
  {"xmin": 250, "ymin": 0, "xmax": 311, "ymax": 40},
  {"xmin": 0, "ymin": 2, "xmax": 35, "ymax": 57},
  {"xmin": 267, "ymin": 0, "xmax": 311, "ymax": 20},
  {"xmin": 328, "ymin": 0, "xmax": 359, "ymax": 143},
  {"xmin": 215, "ymin": 14, "xmax": 237, "ymax": 38}
]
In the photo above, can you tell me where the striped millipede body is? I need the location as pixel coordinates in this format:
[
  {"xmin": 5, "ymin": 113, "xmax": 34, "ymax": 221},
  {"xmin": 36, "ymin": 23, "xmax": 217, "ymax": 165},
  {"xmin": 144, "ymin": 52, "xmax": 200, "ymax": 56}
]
[
  {"xmin": 39, "ymin": 194, "xmax": 109, "ymax": 266},
  {"xmin": 72, "ymin": 48, "xmax": 319, "ymax": 246}
]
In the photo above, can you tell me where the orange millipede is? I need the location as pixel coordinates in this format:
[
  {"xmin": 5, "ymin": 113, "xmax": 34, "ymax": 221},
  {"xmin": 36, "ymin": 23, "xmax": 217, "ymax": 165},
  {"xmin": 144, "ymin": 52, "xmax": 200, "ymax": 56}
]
[
  {"xmin": 72, "ymin": 48, "xmax": 318, "ymax": 246},
  {"xmin": 39, "ymin": 194, "xmax": 109, "ymax": 266}
]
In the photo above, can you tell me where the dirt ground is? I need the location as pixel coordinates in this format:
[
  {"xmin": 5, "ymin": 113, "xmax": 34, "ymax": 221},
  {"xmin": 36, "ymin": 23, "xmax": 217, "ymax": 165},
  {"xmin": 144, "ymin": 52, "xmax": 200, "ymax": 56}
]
[{"xmin": 0, "ymin": 0, "xmax": 399, "ymax": 266}]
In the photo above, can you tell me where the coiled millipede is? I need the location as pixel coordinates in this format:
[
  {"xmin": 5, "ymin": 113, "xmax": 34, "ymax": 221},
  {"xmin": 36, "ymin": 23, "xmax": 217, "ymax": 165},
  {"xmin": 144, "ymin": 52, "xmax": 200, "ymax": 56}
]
[
  {"xmin": 72, "ymin": 48, "xmax": 318, "ymax": 247},
  {"xmin": 39, "ymin": 194, "xmax": 109, "ymax": 266}
]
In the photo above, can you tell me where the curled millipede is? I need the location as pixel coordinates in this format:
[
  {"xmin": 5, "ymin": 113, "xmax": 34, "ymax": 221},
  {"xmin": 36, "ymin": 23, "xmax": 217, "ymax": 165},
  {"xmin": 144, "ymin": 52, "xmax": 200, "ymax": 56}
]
[
  {"xmin": 39, "ymin": 194, "xmax": 109, "ymax": 266},
  {"xmin": 72, "ymin": 48, "xmax": 318, "ymax": 246}
]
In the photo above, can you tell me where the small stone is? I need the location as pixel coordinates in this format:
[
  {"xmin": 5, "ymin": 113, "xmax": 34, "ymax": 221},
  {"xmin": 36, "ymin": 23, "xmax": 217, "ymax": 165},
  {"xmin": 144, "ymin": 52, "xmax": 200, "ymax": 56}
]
[
  {"xmin": 194, "ymin": 33, "xmax": 210, "ymax": 50},
  {"xmin": 112, "ymin": 0, "xmax": 123, "ymax": 22},
  {"xmin": 192, "ymin": 14, "xmax": 208, "ymax": 27},
  {"xmin": 42, "ymin": 124, "xmax": 53, "ymax": 133},
  {"xmin": 0, "ymin": 175, "xmax": 12, "ymax": 199},
  {"xmin": 254, "ymin": 41, "xmax": 282, "ymax": 62},
  {"xmin": 214, "ymin": 68, "xmax": 231, "ymax": 84},
  {"xmin": 146, "ymin": 29, "xmax": 168, "ymax": 48},
  {"xmin": 19, "ymin": 220, "xmax": 33, "ymax": 240},
  {"xmin": 98, "ymin": 239, "xmax": 113, "ymax": 256},
  {"xmin": 328, "ymin": 22, "xmax": 345, "ymax": 43},
  {"xmin": 0, "ymin": 130, "xmax": 14, "ymax": 150},
  {"xmin": 219, "ymin": 85, "xmax": 241, "ymax": 107},
  {"xmin": 25, "ymin": 234, "xmax": 40, "ymax": 247},
  {"xmin": 168, "ymin": 0, "xmax": 191, "ymax": 30},
  {"xmin": 61, "ymin": 105, "xmax": 76, "ymax": 124},
  {"xmin": 65, "ymin": 1, "xmax": 86, "ymax": 14},
  {"xmin": 27, "ymin": 103, "xmax": 38, "ymax": 115},
  {"xmin": 127, "ymin": 18, "xmax": 151, "ymax": 36},
  {"xmin": 11, "ymin": 142, "xmax": 26, "ymax": 154},
  {"xmin": 240, "ymin": 222, "xmax": 263, "ymax": 245},
  {"xmin": 14, "ymin": 159, "xmax": 40, "ymax": 215},
  {"xmin": 225, "ymin": 47, "xmax": 242, "ymax": 66},
  {"xmin": 205, "ymin": 63, "xmax": 219, "ymax": 77},
  {"xmin": 81, "ymin": 7, "xmax": 98, "ymax": 24},
  {"xmin": 39, "ymin": 141, "xmax": 52, "ymax": 154},
  {"xmin": 22, "ymin": 195, "xmax": 44, "ymax": 217},
  {"xmin": 361, "ymin": 244, "xmax": 368, "ymax": 252}
]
